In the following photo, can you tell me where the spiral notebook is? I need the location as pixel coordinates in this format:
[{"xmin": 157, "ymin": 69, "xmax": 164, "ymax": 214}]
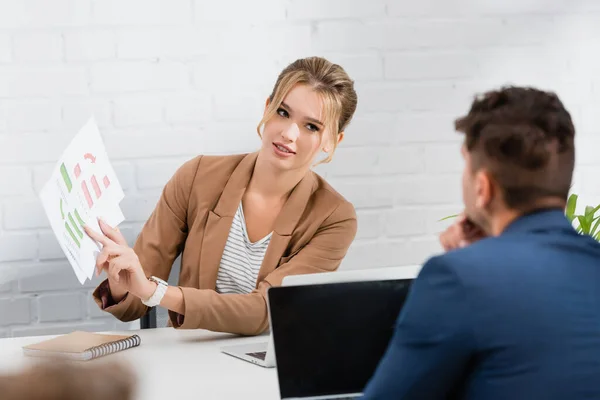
[{"xmin": 22, "ymin": 330, "xmax": 141, "ymax": 361}]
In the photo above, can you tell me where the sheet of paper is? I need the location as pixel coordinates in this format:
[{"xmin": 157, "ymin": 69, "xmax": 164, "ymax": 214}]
[{"xmin": 39, "ymin": 117, "xmax": 125, "ymax": 284}]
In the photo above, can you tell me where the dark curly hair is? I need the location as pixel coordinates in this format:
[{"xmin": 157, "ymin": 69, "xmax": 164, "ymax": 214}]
[{"xmin": 455, "ymin": 86, "xmax": 575, "ymax": 211}]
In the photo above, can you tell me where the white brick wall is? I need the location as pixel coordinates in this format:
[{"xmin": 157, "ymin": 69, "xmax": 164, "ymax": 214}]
[{"xmin": 1, "ymin": 0, "xmax": 599, "ymax": 337}]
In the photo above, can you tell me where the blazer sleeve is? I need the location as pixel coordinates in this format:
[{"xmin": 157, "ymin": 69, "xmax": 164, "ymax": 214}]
[
  {"xmin": 362, "ymin": 255, "xmax": 475, "ymax": 399},
  {"xmin": 91, "ymin": 156, "xmax": 201, "ymax": 321},
  {"xmin": 168, "ymin": 201, "xmax": 357, "ymax": 336}
]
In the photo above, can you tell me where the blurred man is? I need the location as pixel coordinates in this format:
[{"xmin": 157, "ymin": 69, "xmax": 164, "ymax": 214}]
[
  {"xmin": 0, "ymin": 359, "xmax": 136, "ymax": 400},
  {"xmin": 363, "ymin": 86, "xmax": 600, "ymax": 399}
]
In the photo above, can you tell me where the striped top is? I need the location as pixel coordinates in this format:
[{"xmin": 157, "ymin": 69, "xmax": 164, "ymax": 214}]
[{"xmin": 215, "ymin": 201, "xmax": 273, "ymax": 295}]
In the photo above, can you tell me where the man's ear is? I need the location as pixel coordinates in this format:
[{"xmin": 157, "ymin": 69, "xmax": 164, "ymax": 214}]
[{"xmin": 475, "ymin": 169, "xmax": 493, "ymax": 210}]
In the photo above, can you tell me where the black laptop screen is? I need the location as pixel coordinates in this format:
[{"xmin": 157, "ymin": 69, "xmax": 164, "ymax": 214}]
[{"xmin": 268, "ymin": 279, "xmax": 412, "ymax": 399}]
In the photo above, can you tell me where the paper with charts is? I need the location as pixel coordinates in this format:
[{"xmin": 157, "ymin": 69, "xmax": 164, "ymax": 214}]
[{"xmin": 39, "ymin": 118, "xmax": 125, "ymax": 284}]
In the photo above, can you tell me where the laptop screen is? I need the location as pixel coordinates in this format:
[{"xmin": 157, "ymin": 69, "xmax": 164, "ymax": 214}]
[{"xmin": 268, "ymin": 279, "xmax": 412, "ymax": 399}]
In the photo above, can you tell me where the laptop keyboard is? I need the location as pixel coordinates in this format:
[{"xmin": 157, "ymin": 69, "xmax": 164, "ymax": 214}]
[{"xmin": 246, "ymin": 351, "xmax": 266, "ymax": 360}]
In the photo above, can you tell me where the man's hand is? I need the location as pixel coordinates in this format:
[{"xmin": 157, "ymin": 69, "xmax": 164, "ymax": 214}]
[{"xmin": 439, "ymin": 213, "xmax": 487, "ymax": 251}]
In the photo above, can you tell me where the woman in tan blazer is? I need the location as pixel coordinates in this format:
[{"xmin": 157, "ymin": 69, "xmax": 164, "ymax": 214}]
[{"xmin": 86, "ymin": 56, "xmax": 358, "ymax": 336}]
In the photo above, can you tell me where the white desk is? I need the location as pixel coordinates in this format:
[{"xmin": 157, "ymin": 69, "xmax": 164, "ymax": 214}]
[{"xmin": 0, "ymin": 328, "xmax": 280, "ymax": 399}]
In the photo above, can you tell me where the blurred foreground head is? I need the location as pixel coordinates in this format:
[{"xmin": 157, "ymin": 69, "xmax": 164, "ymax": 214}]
[
  {"xmin": 455, "ymin": 86, "xmax": 575, "ymax": 234},
  {"xmin": 0, "ymin": 359, "xmax": 136, "ymax": 400}
]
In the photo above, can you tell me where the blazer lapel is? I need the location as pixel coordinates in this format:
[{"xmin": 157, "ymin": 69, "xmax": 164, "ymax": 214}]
[
  {"xmin": 257, "ymin": 171, "xmax": 316, "ymax": 283},
  {"xmin": 198, "ymin": 152, "xmax": 258, "ymax": 289}
]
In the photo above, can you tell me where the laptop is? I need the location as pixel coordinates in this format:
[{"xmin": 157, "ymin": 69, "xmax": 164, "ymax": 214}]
[
  {"xmin": 268, "ymin": 279, "xmax": 413, "ymax": 399},
  {"xmin": 219, "ymin": 266, "xmax": 420, "ymax": 368}
]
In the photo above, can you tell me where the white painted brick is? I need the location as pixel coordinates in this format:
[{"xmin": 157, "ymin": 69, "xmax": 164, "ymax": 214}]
[
  {"xmin": 342, "ymin": 113, "xmax": 395, "ymax": 147},
  {"xmin": 0, "ymin": 0, "xmax": 91, "ymax": 29},
  {"xmin": 90, "ymin": 62, "xmax": 189, "ymax": 93},
  {"xmin": 313, "ymin": 21, "xmax": 377, "ymax": 52},
  {"xmin": 213, "ymin": 24, "xmax": 312, "ymax": 57},
  {"xmin": 165, "ymin": 93, "xmax": 212, "ymax": 124},
  {"xmin": 193, "ymin": 57, "xmax": 280, "ymax": 92},
  {"xmin": 0, "ymin": 167, "xmax": 33, "ymax": 197},
  {"xmin": 0, "ymin": 66, "xmax": 88, "ymax": 97},
  {"xmin": 93, "ymin": 0, "xmax": 192, "ymax": 25},
  {"xmin": 38, "ymin": 293, "xmax": 84, "ymax": 322},
  {"xmin": 0, "ymin": 233, "xmax": 38, "ymax": 262},
  {"xmin": 319, "ymin": 52, "xmax": 383, "ymax": 81},
  {"xmin": 64, "ymin": 31, "xmax": 116, "ymax": 61},
  {"xmin": 424, "ymin": 143, "xmax": 464, "ymax": 173},
  {"xmin": 395, "ymin": 175, "xmax": 463, "ymax": 205},
  {"xmin": 287, "ymin": 0, "xmax": 385, "ymax": 19},
  {"xmin": 20, "ymin": 268, "xmax": 80, "ymax": 292},
  {"xmin": 318, "ymin": 148, "xmax": 379, "ymax": 177},
  {"xmin": 375, "ymin": 18, "xmax": 554, "ymax": 51},
  {"xmin": 38, "ymin": 232, "xmax": 65, "ymax": 260},
  {"xmin": 394, "ymin": 113, "xmax": 461, "ymax": 143},
  {"xmin": 213, "ymin": 92, "xmax": 265, "ymax": 121},
  {"xmin": 195, "ymin": 0, "xmax": 285, "ymax": 21},
  {"xmin": 5, "ymin": 100, "xmax": 62, "ymax": 132},
  {"xmin": 0, "ymin": 297, "xmax": 31, "ymax": 327},
  {"xmin": 328, "ymin": 178, "xmax": 395, "ymax": 209},
  {"xmin": 32, "ymin": 163, "xmax": 57, "ymax": 194},
  {"xmin": 358, "ymin": 82, "xmax": 469, "ymax": 114},
  {"xmin": 117, "ymin": 28, "xmax": 210, "ymax": 59},
  {"xmin": 576, "ymin": 134, "xmax": 600, "ymax": 166},
  {"xmin": 0, "ymin": 35, "xmax": 11, "ymax": 63},
  {"xmin": 354, "ymin": 210, "xmax": 384, "ymax": 240},
  {"xmin": 136, "ymin": 159, "xmax": 187, "ymax": 190},
  {"xmin": 62, "ymin": 98, "xmax": 113, "ymax": 131},
  {"xmin": 101, "ymin": 128, "xmax": 205, "ymax": 159},
  {"xmin": 112, "ymin": 162, "xmax": 136, "ymax": 193},
  {"xmin": 2, "ymin": 200, "xmax": 49, "ymax": 230},
  {"xmin": 11, "ymin": 320, "xmax": 116, "ymax": 338},
  {"xmin": 384, "ymin": 52, "xmax": 478, "ymax": 80},
  {"xmin": 114, "ymin": 95, "xmax": 164, "ymax": 127},
  {"xmin": 581, "ymin": 169, "xmax": 600, "ymax": 195},
  {"xmin": 0, "ymin": 282, "xmax": 11, "ymax": 293},
  {"xmin": 385, "ymin": 208, "xmax": 430, "ymax": 237},
  {"xmin": 342, "ymin": 241, "xmax": 397, "ymax": 270},
  {"xmin": 378, "ymin": 146, "xmax": 425, "ymax": 174},
  {"xmin": 395, "ymin": 237, "xmax": 442, "ymax": 265},
  {"xmin": 13, "ymin": 33, "xmax": 63, "ymax": 62},
  {"xmin": 119, "ymin": 193, "xmax": 161, "ymax": 222},
  {"xmin": 387, "ymin": 0, "xmax": 474, "ymax": 16},
  {"xmin": 0, "ymin": 102, "xmax": 6, "ymax": 132}
]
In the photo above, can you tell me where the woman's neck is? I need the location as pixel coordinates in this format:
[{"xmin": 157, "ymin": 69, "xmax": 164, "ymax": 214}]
[{"xmin": 246, "ymin": 153, "xmax": 308, "ymax": 201}]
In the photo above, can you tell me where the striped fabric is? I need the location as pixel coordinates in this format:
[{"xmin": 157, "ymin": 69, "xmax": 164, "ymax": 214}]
[{"xmin": 215, "ymin": 201, "xmax": 273, "ymax": 294}]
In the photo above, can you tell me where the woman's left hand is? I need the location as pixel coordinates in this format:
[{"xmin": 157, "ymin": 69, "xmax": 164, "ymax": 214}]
[{"xmin": 84, "ymin": 220, "xmax": 156, "ymax": 301}]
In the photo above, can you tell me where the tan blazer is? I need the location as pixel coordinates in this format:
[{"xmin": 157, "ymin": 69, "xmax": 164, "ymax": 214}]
[{"xmin": 93, "ymin": 152, "xmax": 357, "ymax": 335}]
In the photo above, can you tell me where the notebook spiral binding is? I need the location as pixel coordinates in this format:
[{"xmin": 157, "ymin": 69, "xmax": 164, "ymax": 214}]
[{"xmin": 87, "ymin": 334, "xmax": 141, "ymax": 359}]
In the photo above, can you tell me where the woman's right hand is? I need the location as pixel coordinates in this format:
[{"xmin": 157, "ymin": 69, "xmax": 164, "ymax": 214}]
[
  {"xmin": 95, "ymin": 219, "xmax": 129, "ymax": 303},
  {"xmin": 439, "ymin": 213, "xmax": 487, "ymax": 251}
]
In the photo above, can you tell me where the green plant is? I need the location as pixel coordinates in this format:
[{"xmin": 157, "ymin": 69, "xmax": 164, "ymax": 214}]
[
  {"xmin": 566, "ymin": 193, "xmax": 600, "ymax": 241},
  {"xmin": 438, "ymin": 193, "xmax": 600, "ymax": 242}
]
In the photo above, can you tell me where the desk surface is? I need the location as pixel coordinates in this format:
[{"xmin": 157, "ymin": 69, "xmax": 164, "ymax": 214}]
[{"xmin": 0, "ymin": 328, "xmax": 280, "ymax": 400}]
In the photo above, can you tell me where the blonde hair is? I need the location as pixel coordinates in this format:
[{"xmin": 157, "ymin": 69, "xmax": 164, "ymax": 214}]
[{"xmin": 257, "ymin": 56, "xmax": 358, "ymax": 164}]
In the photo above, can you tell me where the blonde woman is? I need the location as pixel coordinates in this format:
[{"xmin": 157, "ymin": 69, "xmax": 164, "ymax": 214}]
[{"xmin": 86, "ymin": 56, "xmax": 359, "ymax": 335}]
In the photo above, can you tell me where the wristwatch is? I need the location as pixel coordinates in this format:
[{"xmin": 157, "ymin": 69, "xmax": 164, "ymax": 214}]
[{"xmin": 141, "ymin": 276, "xmax": 168, "ymax": 307}]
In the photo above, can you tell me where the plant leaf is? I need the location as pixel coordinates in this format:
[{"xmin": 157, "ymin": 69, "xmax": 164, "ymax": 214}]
[
  {"xmin": 590, "ymin": 216, "xmax": 600, "ymax": 238},
  {"xmin": 566, "ymin": 193, "xmax": 578, "ymax": 223},
  {"xmin": 577, "ymin": 215, "xmax": 591, "ymax": 235},
  {"xmin": 438, "ymin": 214, "xmax": 459, "ymax": 222}
]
